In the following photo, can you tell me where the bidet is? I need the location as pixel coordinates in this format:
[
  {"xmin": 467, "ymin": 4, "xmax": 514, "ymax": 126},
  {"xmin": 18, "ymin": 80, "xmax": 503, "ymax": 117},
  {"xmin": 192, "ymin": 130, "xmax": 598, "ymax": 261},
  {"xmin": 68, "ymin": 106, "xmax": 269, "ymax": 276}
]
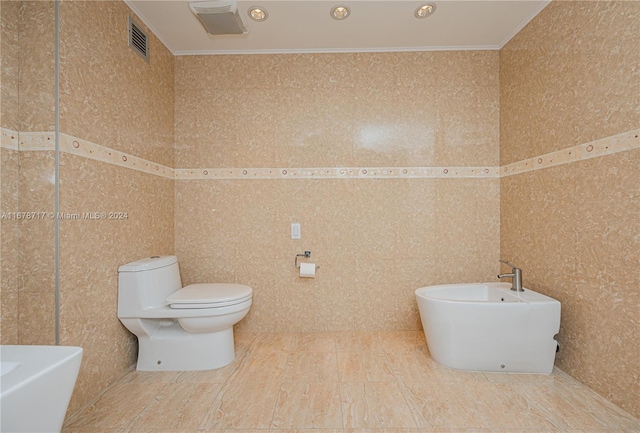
[
  {"xmin": 415, "ymin": 282, "xmax": 561, "ymax": 373},
  {"xmin": 0, "ymin": 345, "xmax": 83, "ymax": 432}
]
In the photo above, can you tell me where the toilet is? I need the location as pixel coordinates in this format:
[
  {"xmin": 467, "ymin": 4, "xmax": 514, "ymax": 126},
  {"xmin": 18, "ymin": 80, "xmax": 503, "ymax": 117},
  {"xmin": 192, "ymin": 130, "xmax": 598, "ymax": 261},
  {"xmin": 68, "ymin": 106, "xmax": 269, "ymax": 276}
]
[{"xmin": 117, "ymin": 255, "xmax": 252, "ymax": 371}]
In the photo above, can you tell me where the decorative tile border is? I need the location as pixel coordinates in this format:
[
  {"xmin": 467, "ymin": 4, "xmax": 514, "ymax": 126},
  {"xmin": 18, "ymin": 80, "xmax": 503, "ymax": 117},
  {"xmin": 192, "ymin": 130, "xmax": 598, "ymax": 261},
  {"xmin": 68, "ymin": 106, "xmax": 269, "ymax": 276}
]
[
  {"xmin": 0, "ymin": 129, "xmax": 173, "ymax": 179},
  {"xmin": 59, "ymin": 133, "xmax": 174, "ymax": 179},
  {"xmin": 501, "ymin": 128, "xmax": 640, "ymax": 177},
  {"xmin": 1, "ymin": 128, "xmax": 19, "ymax": 150},
  {"xmin": 174, "ymin": 166, "xmax": 500, "ymax": 180},
  {"xmin": 2, "ymin": 127, "xmax": 638, "ymax": 180},
  {"xmin": 1, "ymin": 128, "xmax": 57, "ymax": 151},
  {"xmin": 19, "ymin": 131, "xmax": 56, "ymax": 151}
]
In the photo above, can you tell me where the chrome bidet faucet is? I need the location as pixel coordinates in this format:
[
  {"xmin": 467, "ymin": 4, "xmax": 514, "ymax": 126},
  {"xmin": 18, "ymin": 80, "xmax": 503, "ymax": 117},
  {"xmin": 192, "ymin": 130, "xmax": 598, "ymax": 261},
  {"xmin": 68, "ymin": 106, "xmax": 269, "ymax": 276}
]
[{"xmin": 497, "ymin": 259, "xmax": 524, "ymax": 292}]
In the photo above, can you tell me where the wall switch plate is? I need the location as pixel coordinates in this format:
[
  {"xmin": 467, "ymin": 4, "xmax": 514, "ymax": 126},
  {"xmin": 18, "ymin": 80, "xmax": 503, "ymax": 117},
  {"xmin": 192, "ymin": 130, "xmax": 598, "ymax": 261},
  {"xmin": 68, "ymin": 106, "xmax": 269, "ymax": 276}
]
[{"xmin": 291, "ymin": 223, "xmax": 301, "ymax": 239}]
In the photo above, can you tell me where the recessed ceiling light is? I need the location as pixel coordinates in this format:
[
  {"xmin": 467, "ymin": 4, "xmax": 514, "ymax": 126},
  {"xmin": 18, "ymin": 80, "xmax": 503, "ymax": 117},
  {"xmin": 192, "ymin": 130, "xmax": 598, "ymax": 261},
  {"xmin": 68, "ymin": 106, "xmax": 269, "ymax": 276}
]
[
  {"xmin": 248, "ymin": 6, "xmax": 268, "ymax": 22},
  {"xmin": 415, "ymin": 3, "xmax": 436, "ymax": 19},
  {"xmin": 330, "ymin": 5, "xmax": 351, "ymax": 21}
]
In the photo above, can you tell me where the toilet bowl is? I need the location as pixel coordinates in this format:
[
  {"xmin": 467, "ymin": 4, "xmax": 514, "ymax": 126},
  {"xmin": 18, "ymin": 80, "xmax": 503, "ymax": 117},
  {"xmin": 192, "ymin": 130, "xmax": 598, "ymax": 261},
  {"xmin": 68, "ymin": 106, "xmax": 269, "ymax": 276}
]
[{"xmin": 117, "ymin": 256, "xmax": 252, "ymax": 371}]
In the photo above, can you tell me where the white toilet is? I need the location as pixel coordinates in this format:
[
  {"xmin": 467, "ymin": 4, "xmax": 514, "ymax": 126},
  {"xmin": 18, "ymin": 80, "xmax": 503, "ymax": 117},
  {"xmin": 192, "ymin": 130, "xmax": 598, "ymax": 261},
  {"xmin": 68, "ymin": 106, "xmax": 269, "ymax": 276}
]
[{"xmin": 117, "ymin": 255, "xmax": 252, "ymax": 371}]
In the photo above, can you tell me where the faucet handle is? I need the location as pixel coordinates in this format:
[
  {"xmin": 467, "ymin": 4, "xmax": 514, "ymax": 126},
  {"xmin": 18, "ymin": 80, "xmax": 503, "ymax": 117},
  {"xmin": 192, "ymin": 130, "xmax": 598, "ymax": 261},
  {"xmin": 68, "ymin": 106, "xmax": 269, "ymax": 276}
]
[{"xmin": 499, "ymin": 259, "xmax": 520, "ymax": 270}]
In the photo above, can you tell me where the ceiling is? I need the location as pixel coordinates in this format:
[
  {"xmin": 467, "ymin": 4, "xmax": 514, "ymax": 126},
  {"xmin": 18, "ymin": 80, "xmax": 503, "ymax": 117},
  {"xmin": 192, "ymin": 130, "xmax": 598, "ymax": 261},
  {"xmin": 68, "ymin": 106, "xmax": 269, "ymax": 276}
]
[{"xmin": 125, "ymin": 0, "xmax": 550, "ymax": 55}]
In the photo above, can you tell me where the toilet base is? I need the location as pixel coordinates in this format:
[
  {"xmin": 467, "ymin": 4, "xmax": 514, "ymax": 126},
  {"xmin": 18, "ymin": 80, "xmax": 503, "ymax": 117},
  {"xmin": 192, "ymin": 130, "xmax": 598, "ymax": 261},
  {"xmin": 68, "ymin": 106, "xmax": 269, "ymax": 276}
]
[{"xmin": 136, "ymin": 324, "xmax": 235, "ymax": 371}]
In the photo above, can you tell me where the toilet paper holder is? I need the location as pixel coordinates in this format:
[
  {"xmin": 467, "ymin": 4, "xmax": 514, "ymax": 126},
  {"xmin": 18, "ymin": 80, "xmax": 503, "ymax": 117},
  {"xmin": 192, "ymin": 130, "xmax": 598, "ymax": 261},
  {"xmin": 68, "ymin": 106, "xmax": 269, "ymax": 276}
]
[{"xmin": 295, "ymin": 251, "xmax": 320, "ymax": 269}]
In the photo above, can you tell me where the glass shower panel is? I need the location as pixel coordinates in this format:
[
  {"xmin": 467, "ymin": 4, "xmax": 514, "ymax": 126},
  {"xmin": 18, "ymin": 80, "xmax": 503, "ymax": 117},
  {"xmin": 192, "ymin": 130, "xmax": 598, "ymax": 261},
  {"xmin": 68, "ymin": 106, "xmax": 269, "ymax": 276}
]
[{"xmin": 0, "ymin": 1, "xmax": 57, "ymax": 345}]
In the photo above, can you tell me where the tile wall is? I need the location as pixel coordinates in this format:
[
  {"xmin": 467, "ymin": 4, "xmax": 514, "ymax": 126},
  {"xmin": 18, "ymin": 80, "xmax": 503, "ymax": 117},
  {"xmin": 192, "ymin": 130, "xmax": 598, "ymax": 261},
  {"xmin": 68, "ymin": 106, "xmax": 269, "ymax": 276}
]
[
  {"xmin": 0, "ymin": 139, "xmax": 19, "ymax": 344},
  {"xmin": 0, "ymin": 0, "xmax": 20, "ymax": 344},
  {"xmin": 17, "ymin": 0, "xmax": 58, "ymax": 344},
  {"xmin": 500, "ymin": 0, "xmax": 640, "ymax": 418},
  {"xmin": 57, "ymin": 0, "xmax": 175, "ymax": 413},
  {"xmin": 174, "ymin": 52, "xmax": 502, "ymax": 332},
  {"xmin": 0, "ymin": 0, "xmax": 57, "ymax": 346},
  {"xmin": 0, "ymin": 0, "xmax": 175, "ymax": 414}
]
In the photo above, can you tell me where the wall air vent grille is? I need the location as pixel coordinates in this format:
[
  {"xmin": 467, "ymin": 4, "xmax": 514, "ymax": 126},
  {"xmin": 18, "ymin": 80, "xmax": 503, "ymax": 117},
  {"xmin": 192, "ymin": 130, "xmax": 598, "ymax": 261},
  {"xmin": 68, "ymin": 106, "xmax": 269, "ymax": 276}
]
[{"xmin": 128, "ymin": 15, "xmax": 149, "ymax": 63}]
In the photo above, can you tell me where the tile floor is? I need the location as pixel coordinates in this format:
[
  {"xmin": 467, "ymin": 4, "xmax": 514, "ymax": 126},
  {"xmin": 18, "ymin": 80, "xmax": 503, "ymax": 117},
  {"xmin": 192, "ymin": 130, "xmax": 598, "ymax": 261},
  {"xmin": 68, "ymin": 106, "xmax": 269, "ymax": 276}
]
[{"xmin": 63, "ymin": 331, "xmax": 640, "ymax": 433}]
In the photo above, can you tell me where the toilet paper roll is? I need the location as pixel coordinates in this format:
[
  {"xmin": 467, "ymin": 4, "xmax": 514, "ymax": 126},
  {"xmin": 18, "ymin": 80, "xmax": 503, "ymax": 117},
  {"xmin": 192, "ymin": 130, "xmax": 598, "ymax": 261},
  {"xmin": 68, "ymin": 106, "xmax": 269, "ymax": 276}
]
[{"xmin": 299, "ymin": 262, "xmax": 316, "ymax": 278}]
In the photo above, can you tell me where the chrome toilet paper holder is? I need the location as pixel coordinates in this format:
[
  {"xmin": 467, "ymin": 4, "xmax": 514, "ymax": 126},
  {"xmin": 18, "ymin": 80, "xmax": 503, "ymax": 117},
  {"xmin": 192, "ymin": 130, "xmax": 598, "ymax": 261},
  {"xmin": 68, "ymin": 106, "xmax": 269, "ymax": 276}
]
[{"xmin": 295, "ymin": 251, "xmax": 320, "ymax": 269}]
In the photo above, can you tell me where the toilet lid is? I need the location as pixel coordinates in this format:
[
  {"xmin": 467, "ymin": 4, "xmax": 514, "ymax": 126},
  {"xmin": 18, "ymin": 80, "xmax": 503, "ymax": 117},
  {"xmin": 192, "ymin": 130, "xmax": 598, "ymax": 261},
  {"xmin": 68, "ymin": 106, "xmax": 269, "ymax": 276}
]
[{"xmin": 167, "ymin": 283, "xmax": 253, "ymax": 309}]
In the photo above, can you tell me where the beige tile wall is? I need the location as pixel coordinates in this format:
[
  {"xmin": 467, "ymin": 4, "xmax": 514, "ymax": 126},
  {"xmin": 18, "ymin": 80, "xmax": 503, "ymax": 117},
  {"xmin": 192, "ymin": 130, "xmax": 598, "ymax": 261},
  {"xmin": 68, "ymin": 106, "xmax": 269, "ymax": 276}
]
[
  {"xmin": 0, "ymin": 147, "xmax": 20, "ymax": 344},
  {"xmin": 0, "ymin": 1, "xmax": 57, "ymax": 345},
  {"xmin": 1, "ymin": 0, "xmax": 175, "ymax": 414},
  {"xmin": 1, "ymin": 0, "xmax": 19, "ymax": 132},
  {"xmin": 175, "ymin": 52, "xmax": 501, "ymax": 332},
  {"xmin": 18, "ymin": 1, "xmax": 56, "ymax": 133},
  {"xmin": 0, "ymin": 0, "xmax": 20, "ymax": 344},
  {"xmin": 60, "ymin": 1, "xmax": 174, "ymax": 167},
  {"xmin": 59, "ymin": 154, "xmax": 175, "ymax": 413},
  {"xmin": 17, "ymin": 1, "xmax": 57, "ymax": 345},
  {"xmin": 17, "ymin": 150, "xmax": 57, "ymax": 345},
  {"xmin": 58, "ymin": 0, "xmax": 175, "ymax": 413},
  {"xmin": 176, "ymin": 177, "xmax": 500, "ymax": 332},
  {"xmin": 500, "ymin": 1, "xmax": 639, "ymax": 166},
  {"xmin": 175, "ymin": 52, "xmax": 499, "ymax": 168},
  {"xmin": 500, "ymin": 1, "xmax": 640, "ymax": 418}
]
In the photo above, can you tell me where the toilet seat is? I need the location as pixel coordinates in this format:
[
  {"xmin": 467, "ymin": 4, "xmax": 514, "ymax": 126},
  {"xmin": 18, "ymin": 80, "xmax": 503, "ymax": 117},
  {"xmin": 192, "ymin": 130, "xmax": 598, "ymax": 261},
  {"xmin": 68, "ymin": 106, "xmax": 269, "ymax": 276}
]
[{"xmin": 167, "ymin": 283, "xmax": 253, "ymax": 309}]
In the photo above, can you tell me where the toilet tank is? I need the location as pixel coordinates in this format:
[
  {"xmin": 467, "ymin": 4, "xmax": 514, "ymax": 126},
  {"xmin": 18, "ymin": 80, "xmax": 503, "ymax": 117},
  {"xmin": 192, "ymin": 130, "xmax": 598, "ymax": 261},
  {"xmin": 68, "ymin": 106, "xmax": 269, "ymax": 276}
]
[{"xmin": 117, "ymin": 256, "xmax": 182, "ymax": 318}]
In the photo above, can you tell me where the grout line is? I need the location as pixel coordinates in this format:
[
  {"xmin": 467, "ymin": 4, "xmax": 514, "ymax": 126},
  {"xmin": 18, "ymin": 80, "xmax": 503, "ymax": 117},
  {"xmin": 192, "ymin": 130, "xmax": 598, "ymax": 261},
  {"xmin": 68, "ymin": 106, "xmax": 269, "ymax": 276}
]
[
  {"xmin": 54, "ymin": 0, "xmax": 61, "ymax": 347},
  {"xmin": 380, "ymin": 332, "xmax": 427, "ymax": 429},
  {"xmin": 333, "ymin": 333, "xmax": 346, "ymax": 430},
  {"xmin": 124, "ymin": 383, "xmax": 171, "ymax": 432},
  {"xmin": 190, "ymin": 376, "xmax": 229, "ymax": 430},
  {"xmin": 192, "ymin": 332, "xmax": 259, "ymax": 431},
  {"xmin": 269, "ymin": 349, "xmax": 287, "ymax": 430}
]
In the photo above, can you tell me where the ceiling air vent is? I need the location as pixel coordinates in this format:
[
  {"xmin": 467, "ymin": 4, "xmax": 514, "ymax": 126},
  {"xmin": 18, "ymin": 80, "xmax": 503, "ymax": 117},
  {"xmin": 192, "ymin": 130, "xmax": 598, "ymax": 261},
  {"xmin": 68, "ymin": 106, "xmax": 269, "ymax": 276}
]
[
  {"xmin": 189, "ymin": 1, "xmax": 248, "ymax": 35},
  {"xmin": 128, "ymin": 15, "xmax": 149, "ymax": 63}
]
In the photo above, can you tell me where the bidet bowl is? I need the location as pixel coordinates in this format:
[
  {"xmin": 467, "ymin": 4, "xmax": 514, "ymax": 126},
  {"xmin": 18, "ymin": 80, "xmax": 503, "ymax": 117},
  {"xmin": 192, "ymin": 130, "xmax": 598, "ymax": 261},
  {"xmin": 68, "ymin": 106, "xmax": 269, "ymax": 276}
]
[
  {"xmin": 415, "ymin": 282, "xmax": 561, "ymax": 373},
  {"xmin": 1, "ymin": 345, "xmax": 83, "ymax": 433}
]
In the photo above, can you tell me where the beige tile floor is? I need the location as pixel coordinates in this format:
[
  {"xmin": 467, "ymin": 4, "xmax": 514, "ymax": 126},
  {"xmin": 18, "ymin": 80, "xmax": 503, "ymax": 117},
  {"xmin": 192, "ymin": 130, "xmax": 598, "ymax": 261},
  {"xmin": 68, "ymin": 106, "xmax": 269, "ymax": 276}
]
[{"xmin": 63, "ymin": 331, "xmax": 640, "ymax": 433}]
